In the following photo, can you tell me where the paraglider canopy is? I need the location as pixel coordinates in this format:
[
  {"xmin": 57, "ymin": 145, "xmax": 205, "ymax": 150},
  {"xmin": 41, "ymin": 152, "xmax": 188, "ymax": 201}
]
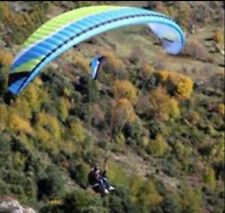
[{"xmin": 8, "ymin": 5, "xmax": 185, "ymax": 96}]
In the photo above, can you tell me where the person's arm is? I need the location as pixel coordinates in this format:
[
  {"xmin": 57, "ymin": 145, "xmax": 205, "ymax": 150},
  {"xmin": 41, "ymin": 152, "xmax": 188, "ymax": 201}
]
[{"xmin": 102, "ymin": 157, "xmax": 109, "ymax": 176}]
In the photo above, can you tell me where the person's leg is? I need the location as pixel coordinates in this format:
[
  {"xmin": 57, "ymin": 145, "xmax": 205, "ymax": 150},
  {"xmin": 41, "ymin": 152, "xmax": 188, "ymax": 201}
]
[
  {"xmin": 103, "ymin": 177, "xmax": 115, "ymax": 191},
  {"xmin": 102, "ymin": 177, "xmax": 110, "ymax": 188},
  {"xmin": 98, "ymin": 179, "xmax": 108, "ymax": 194}
]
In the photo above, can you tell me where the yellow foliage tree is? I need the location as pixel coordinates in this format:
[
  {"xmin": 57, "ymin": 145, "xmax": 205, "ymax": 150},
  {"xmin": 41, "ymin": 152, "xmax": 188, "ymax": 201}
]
[
  {"xmin": 13, "ymin": 152, "xmax": 26, "ymax": 169},
  {"xmin": 14, "ymin": 98, "xmax": 32, "ymax": 120},
  {"xmin": 149, "ymin": 87, "xmax": 180, "ymax": 121},
  {"xmin": 141, "ymin": 63, "xmax": 154, "ymax": 78},
  {"xmin": 0, "ymin": 103, "xmax": 8, "ymax": 131},
  {"xmin": 0, "ymin": 49, "xmax": 13, "ymax": 67},
  {"xmin": 58, "ymin": 97, "xmax": 70, "ymax": 122},
  {"xmin": 35, "ymin": 126, "xmax": 58, "ymax": 152},
  {"xmin": 70, "ymin": 121, "xmax": 87, "ymax": 143},
  {"xmin": 156, "ymin": 71, "xmax": 194, "ymax": 100},
  {"xmin": 113, "ymin": 80, "xmax": 137, "ymax": 104},
  {"xmin": 176, "ymin": 77, "xmax": 194, "ymax": 99},
  {"xmin": 112, "ymin": 98, "xmax": 137, "ymax": 130},
  {"xmin": 23, "ymin": 82, "xmax": 40, "ymax": 108},
  {"xmin": 146, "ymin": 134, "xmax": 168, "ymax": 157},
  {"xmin": 214, "ymin": 29, "xmax": 224, "ymax": 48},
  {"xmin": 203, "ymin": 167, "xmax": 216, "ymax": 189},
  {"xmin": 8, "ymin": 112, "xmax": 33, "ymax": 134},
  {"xmin": 115, "ymin": 131, "xmax": 126, "ymax": 146},
  {"xmin": 217, "ymin": 103, "xmax": 224, "ymax": 117},
  {"xmin": 36, "ymin": 112, "xmax": 61, "ymax": 140},
  {"xmin": 73, "ymin": 54, "xmax": 90, "ymax": 74},
  {"xmin": 130, "ymin": 175, "xmax": 144, "ymax": 202},
  {"xmin": 137, "ymin": 180, "xmax": 163, "ymax": 208},
  {"xmin": 99, "ymin": 49, "xmax": 121, "ymax": 72},
  {"xmin": 181, "ymin": 186, "xmax": 203, "ymax": 213},
  {"xmin": 107, "ymin": 162, "xmax": 129, "ymax": 186}
]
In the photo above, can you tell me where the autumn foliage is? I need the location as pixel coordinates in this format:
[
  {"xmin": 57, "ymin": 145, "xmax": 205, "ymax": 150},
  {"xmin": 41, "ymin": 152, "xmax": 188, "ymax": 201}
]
[
  {"xmin": 113, "ymin": 80, "xmax": 137, "ymax": 104},
  {"xmin": 148, "ymin": 87, "xmax": 180, "ymax": 121},
  {"xmin": 155, "ymin": 71, "xmax": 194, "ymax": 100}
]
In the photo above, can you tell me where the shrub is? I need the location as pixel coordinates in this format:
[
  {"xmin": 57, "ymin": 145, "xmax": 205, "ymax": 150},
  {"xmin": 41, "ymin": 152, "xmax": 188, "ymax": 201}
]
[
  {"xmin": 214, "ymin": 29, "xmax": 224, "ymax": 47},
  {"xmin": 180, "ymin": 186, "xmax": 203, "ymax": 213},
  {"xmin": 91, "ymin": 103, "xmax": 105, "ymax": 128},
  {"xmin": 70, "ymin": 121, "xmax": 87, "ymax": 143},
  {"xmin": 155, "ymin": 71, "xmax": 194, "ymax": 100},
  {"xmin": 146, "ymin": 134, "xmax": 168, "ymax": 158},
  {"xmin": 137, "ymin": 180, "xmax": 163, "ymax": 209},
  {"xmin": 216, "ymin": 104, "xmax": 224, "ymax": 117},
  {"xmin": 115, "ymin": 131, "xmax": 126, "ymax": 146},
  {"xmin": 12, "ymin": 152, "xmax": 26, "ymax": 170},
  {"xmin": 73, "ymin": 54, "xmax": 90, "ymax": 74},
  {"xmin": 129, "ymin": 46, "xmax": 145, "ymax": 65},
  {"xmin": 107, "ymin": 162, "xmax": 129, "ymax": 186},
  {"xmin": 0, "ymin": 103, "xmax": 8, "ymax": 131},
  {"xmin": 98, "ymin": 48, "xmax": 122, "ymax": 74},
  {"xmin": 203, "ymin": 167, "xmax": 216, "ymax": 189},
  {"xmin": 161, "ymin": 194, "xmax": 181, "ymax": 213},
  {"xmin": 35, "ymin": 112, "xmax": 62, "ymax": 143},
  {"xmin": 173, "ymin": 141, "xmax": 185, "ymax": 161},
  {"xmin": 8, "ymin": 112, "xmax": 33, "ymax": 134},
  {"xmin": 135, "ymin": 95, "xmax": 151, "ymax": 117},
  {"xmin": 140, "ymin": 63, "xmax": 155, "ymax": 79},
  {"xmin": 68, "ymin": 161, "xmax": 89, "ymax": 188},
  {"xmin": 113, "ymin": 80, "xmax": 137, "ymax": 104},
  {"xmin": 148, "ymin": 87, "xmax": 180, "ymax": 121},
  {"xmin": 111, "ymin": 98, "xmax": 137, "ymax": 134},
  {"xmin": 37, "ymin": 165, "xmax": 65, "ymax": 200},
  {"xmin": 61, "ymin": 190, "xmax": 105, "ymax": 213},
  {"xmin": 181, "ymin": 40, "xmax": 212, "ymax": 62},
  {"xmin": 22, "ymin": 82, "xmax": 41, "ymax": 111},
  {"xmin": 58, "ymin": 97, "xmax": 70, "ymax": 122},
  {"xmin": 123, "ymin": 121, "xmax": 143, "ymax": 145},
  {"xmin": 0, "ymin": 49, "xmax": 13, "ymax": 67}
]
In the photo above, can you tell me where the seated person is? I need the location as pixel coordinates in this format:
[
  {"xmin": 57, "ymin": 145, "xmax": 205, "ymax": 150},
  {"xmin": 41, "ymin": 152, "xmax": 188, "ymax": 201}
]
[{"xmin": 88, "ymin": 162, "xmax": 115, "ymax": 194}]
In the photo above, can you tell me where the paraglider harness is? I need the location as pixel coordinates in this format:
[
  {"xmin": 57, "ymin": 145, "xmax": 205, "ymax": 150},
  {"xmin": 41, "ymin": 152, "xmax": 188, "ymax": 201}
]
[
  {"xmin": 88, "ymin": 168, "xmax": 107, "ymax": 193},
  {"xmin": 88, "ymin": 158, "xmax": 115, "ymax": 196}
]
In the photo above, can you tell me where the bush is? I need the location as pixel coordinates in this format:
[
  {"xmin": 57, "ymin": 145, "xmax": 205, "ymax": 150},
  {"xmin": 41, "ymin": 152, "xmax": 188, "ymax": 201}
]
[
  {"xmin": 68, "ymin": 161, "xmax": 89, "ymax": 188},
  {"xmin": 61, "ymin": 190, "xmax": 106, "ymax": 213},
  {"xmin": 58, "ymin": 97, "xmax": 70, "ymax": 122},
  {"xmin": 70, "ymin": 121, "xmax": 87, "ymax": 143},
  {"xmin": 180, "ymin": 186, "xmax": 203, "ymax": 213},
  {"xmin": 8, "ymin": 111, "xmax": 33, "ymax": 134},
  {"xmin": 216, "ymin": 104, "xmax": 224, "ymax": 117},
  {"xmin": 111, "ymin": 98, "xmax": 137, "ymax": 135},
  {"xmin": 123, "ymin": 121, "xmax": 143, "ymax": 145},
  {"xmin": 161, "ymin": 194, "xmax": 181, "ymax": 213},
  {"xmin": 98, "ymin": 48, "xmax": 122, "ymax": 74},
  {"xmin": 113, "ymin": 80, "xmax": 137, "ymax": 104},
  {"xmin": 73, "ymin": 54, "xmax": 90, "ymax": 74},
  {"xmin": 148, "ymin": 87, "xmax": 180, "ymax": 121},
  {"xmin": 91, "ymin": 103, "xmax": 105, "ymax": 128},
  {"xmin": 146, "ymin": 134, "xmax": 168, "ymax": 158},
  {"xmin": 136, "ymin": 180, "xmax": 163, "ymax": 209},
  {"xmin": 214, "ymin": 29, "xmax": 224, "ymax": 47},
  {"xmin": 203, "ymin": 167, "xmax": 216, "ymax": 189},
  {"xmin": 155, "ymin": 71, "xmax": 194, "ymax": 100},
  {"xmin": 37, "ymin": 165, "xmax": 65, "ymax": 200},
  {"xmin": 181, "ymin": 40, "xmax": 212, "ymax": 62},
  {"xmin": 35, "ymin": 112, "xmax": 62, "ymax": 142},
  {"xmin": 0, "ymin": 49, "xmax": 13, "ymax": 67},
  {"xmin": 0, "ymin": 103, "xmax": 8, "ymax": 131}
]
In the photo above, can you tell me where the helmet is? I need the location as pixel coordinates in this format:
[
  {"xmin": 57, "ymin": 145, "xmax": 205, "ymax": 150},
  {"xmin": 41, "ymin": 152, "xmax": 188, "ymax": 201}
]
[{"xmin": 92, "ymin": 162, "xmax": 100, "ymax": 170}]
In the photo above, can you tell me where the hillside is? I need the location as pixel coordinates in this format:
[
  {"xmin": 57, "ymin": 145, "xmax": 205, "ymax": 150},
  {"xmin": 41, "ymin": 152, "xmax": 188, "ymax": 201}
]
[{"xmin": 0, "ymin": 1, "xmax": 224, "ymax": 213}]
